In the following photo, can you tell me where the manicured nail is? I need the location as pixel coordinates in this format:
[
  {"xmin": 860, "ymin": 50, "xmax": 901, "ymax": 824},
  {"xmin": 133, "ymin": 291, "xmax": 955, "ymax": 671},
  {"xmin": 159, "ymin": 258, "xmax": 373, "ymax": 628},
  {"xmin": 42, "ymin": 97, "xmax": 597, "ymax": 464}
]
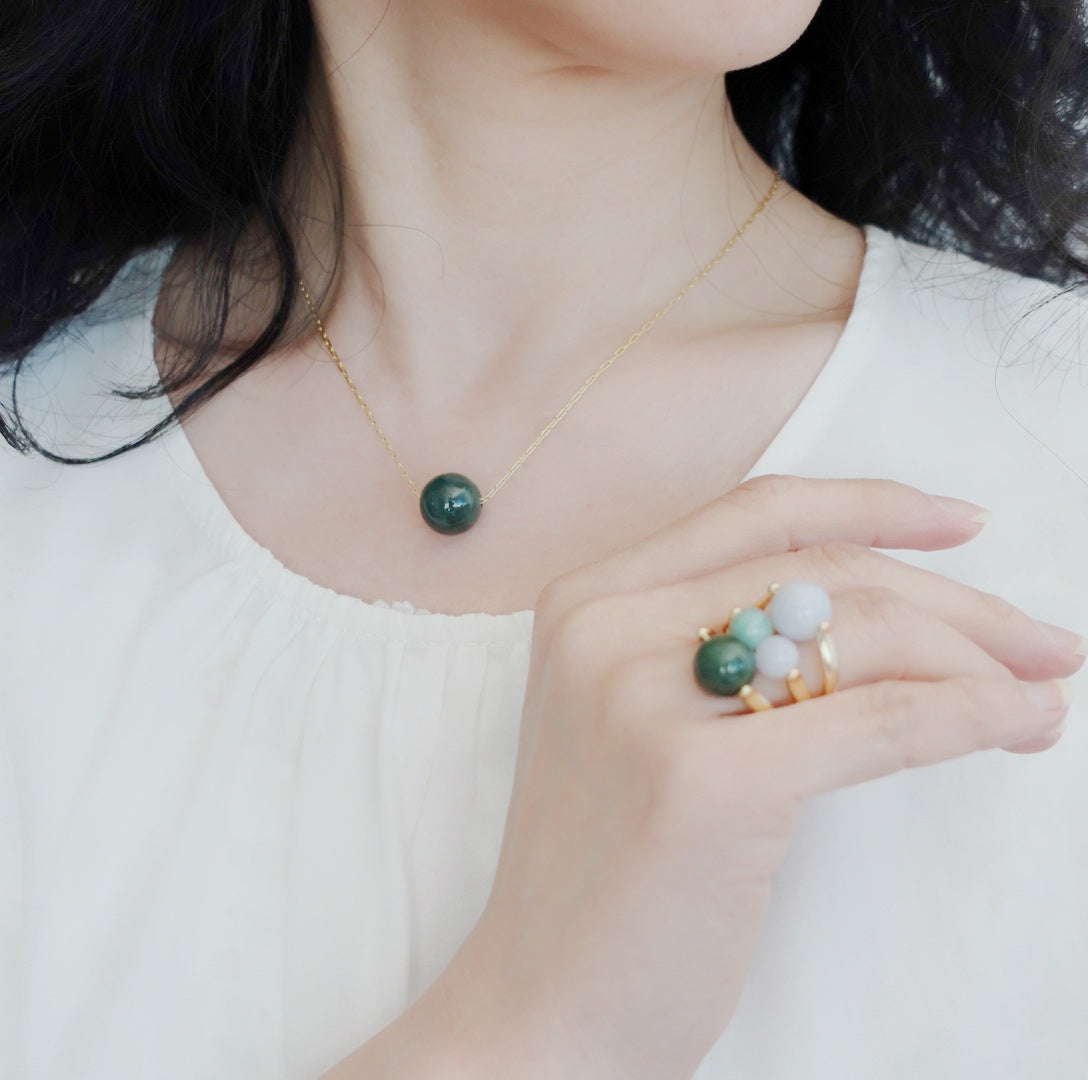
[
  {"xmin": 1022, "ymin": 678, "xmax": 1075, "ymax": 712},
  {"xmin": 1035, "ymin": 620, "xmax": 1088, "ymax": 657},
  {"xmin": 930, "ymin": 495, "xmax": 992, "ymax": 523}
]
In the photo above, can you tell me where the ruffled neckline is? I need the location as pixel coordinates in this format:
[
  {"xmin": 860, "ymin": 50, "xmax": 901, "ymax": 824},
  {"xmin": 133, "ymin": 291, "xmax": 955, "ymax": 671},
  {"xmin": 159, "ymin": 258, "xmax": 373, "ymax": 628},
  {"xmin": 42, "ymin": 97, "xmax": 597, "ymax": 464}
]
[{"xmin": 135, "ymin": 224, "xmax": 894, "ymax": 645}]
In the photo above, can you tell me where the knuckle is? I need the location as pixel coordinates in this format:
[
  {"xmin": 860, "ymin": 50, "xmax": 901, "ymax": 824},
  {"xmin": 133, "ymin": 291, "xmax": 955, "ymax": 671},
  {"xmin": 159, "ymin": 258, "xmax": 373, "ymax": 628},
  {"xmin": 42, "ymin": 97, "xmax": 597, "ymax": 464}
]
[
  {"xmin": 863, "ymin": 680, "xmax": 926, "ymax": 768},
  {"xmin": 725, "ymin": 473, "xmax": 794, "ymax": 510},
  {"xmin": 548, "ymin": 595, "xmax": 614, "ymax": 671},
  {"xmin": 719, "ymin": 474, "xmax": 799, "ymax": 555},
  {"xmin": 972, "ymin": 587, "xmax": 1022, "ymax": 630},
  {"xmin": 851, "ymin": 586, "xmax": 913, "ymax": 634},
  {"xmin": 809, "ymin": 540, "xmax": 871, "ymax": 582}
]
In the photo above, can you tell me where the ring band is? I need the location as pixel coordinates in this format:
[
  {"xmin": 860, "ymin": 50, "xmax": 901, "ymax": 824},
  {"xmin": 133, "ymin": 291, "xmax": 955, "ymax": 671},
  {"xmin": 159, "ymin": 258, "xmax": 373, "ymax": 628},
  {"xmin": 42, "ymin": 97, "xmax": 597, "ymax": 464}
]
[{"xmin": 693, "ymin": 581, "xmax": 838, "ymax": 711}]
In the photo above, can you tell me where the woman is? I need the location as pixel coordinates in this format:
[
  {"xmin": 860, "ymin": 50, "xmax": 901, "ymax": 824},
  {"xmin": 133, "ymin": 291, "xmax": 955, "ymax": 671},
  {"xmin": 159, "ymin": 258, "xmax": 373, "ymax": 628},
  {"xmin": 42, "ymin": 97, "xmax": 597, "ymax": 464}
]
[{"xmin": 2, "ymin": 1, "xmax": 1087, "ymax": 1077}]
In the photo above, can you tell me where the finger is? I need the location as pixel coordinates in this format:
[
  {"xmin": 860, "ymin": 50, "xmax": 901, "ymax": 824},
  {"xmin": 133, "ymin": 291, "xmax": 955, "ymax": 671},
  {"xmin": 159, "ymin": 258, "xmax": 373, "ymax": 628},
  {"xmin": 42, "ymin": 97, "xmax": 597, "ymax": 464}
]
[
  {"xmin": 547, "ymin": 475, "xmax": 988, "ymax": 604},
  {"xmin": 687, "ymin": 587, "xmax": 1064, "ymax": 756},
  {"xmin": 660, "ymin": 543, "xmax": 1085, "ymax": 680},
  {"xmin": 709, "ymin": 675, "xmax": 1071, "ymax": 800},
  {"xmin": 799, "ymin": 544, "xmax": 1086, "ymax": 677}
]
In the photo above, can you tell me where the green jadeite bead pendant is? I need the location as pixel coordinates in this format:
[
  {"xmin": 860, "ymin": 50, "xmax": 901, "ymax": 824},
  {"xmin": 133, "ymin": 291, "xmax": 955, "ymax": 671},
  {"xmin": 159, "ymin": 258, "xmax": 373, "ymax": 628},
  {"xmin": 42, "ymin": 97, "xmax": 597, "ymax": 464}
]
[
  {"xmin": 693, "ymin": 634, "xmax": 756, "ymax": 696},
  {"xmin": 419, "ymin": 473, "xmax": 483, "ymax": 535}
]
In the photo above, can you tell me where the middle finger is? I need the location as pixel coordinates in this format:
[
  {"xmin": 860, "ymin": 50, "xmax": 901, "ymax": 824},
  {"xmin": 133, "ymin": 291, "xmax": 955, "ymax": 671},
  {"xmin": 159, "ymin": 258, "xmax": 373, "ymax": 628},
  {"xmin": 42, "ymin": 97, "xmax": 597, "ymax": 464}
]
[{"xmin": 654, "ymin": 542, "xmax": 1085, "ymax": 682}]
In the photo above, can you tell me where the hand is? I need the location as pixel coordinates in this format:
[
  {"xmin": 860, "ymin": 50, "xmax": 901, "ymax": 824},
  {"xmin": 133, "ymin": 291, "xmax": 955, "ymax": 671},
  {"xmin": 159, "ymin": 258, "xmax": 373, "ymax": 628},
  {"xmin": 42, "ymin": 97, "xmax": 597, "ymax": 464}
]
[{"xmin": 418, "ymin": 475, "xmax": 1082, "ymax": 1080}]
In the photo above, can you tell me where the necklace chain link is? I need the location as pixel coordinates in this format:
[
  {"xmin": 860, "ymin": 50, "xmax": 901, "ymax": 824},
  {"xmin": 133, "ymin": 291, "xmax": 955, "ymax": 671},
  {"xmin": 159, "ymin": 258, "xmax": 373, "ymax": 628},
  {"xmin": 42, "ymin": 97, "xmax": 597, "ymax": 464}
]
[{"xmin": 298, "ymin": 170, "xmax": 781, "ymax": 503}]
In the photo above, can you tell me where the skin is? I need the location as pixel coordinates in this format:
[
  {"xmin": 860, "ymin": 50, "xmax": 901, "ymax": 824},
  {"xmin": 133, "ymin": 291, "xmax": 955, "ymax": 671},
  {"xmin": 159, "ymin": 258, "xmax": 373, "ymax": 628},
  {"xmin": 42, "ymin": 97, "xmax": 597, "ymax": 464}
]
[
  {"xmin": 154, "ymin": 0, "xmax": 866, "ymax": 615},
  {"xmin": 147, "ymin": 3, "xmax": 1085, "ymax": 1076}
]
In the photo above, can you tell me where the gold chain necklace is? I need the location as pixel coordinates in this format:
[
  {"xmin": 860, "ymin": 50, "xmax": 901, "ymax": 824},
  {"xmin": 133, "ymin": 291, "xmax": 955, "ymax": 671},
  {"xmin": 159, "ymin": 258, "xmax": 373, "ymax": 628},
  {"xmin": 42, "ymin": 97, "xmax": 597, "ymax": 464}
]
[{"xmin": 298, "ymin": 170, "xmax": 781, "ymax": 535}]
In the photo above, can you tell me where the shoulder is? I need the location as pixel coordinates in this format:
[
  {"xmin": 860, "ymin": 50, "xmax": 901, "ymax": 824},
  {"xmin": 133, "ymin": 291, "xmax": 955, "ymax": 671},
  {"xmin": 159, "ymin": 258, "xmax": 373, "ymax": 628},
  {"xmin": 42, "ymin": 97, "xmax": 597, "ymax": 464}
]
[
  {"xmin": 864, "ymin": 226, "xmax": 1085, "ymax": 376},
  {"xmin": 855, "ymin": 226, "xmax": 1087, "ymax": 479},
  {"xmin": 0, "ymin": 240, "xmax": 176, "ymax": 472},
  {"xmin": 0, "ymin": 242, "xmax": 178, "ymax": 561}
]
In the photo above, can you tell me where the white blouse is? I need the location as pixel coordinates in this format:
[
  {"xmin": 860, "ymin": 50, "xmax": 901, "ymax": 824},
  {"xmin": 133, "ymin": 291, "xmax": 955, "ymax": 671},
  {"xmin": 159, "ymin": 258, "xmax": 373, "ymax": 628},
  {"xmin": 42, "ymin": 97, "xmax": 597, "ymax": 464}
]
[{"xmin": 2, "ymin": 226, "xmax": 1087, "ymax": 1080}]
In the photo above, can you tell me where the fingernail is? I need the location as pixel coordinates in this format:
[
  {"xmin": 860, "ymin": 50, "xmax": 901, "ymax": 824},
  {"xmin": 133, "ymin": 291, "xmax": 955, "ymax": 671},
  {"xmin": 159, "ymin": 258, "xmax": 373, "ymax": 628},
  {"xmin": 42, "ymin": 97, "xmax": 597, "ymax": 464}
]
[
  {"xmin": 930, "ymin": 495, "xmax": 992, "ymax": 523},
  {"xmin": 1035, "ymin": 620, "xmax": 1088, "ymax": 657},
  {"xmin": 1006, "ymin": 718, "xmax": 1067, "ymax": 751},
  {"xmin": 1022, "ymin": 678, "xmax": 1075, "ymax": 712}
]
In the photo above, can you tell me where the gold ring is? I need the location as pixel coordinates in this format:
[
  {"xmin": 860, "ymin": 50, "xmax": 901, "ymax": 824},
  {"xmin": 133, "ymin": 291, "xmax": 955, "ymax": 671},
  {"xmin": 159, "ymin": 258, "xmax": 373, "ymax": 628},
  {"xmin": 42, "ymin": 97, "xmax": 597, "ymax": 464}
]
[{"xmin": 693, "ymin": 581, "xmax": 839, "ymax": 711}]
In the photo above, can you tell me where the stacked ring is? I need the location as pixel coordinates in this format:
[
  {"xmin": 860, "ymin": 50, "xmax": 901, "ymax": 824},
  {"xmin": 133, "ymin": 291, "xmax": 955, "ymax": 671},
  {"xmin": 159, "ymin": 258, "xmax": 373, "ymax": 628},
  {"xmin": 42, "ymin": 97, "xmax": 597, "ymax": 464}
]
[{"xmin": 693, "ymin": 581, "xmax": 839, "ymax": 711}]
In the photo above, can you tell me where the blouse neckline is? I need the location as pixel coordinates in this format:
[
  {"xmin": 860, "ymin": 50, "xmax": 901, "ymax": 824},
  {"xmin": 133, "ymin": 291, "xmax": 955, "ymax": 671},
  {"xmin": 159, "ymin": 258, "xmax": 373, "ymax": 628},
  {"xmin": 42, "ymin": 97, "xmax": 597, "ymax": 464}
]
[{"xmin": 141, "ymin": 224, "xmax": 894, "ymax": 644}]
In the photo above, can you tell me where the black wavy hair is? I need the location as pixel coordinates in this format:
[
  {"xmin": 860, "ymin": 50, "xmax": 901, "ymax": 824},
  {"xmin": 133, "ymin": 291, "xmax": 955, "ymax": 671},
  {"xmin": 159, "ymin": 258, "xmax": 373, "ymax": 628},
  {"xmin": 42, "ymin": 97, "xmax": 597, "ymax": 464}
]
[{"xmin": 2, "ymin": 0, "xmax": 1087, "ymax": 462}]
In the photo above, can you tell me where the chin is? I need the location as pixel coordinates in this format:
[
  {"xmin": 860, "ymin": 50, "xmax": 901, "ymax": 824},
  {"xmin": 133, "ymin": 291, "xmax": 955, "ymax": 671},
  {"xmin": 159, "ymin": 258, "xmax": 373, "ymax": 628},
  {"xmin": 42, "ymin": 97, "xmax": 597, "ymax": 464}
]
[{"xmin": 492, "ymin": 0, "xmax": 824, "ymax": 75}]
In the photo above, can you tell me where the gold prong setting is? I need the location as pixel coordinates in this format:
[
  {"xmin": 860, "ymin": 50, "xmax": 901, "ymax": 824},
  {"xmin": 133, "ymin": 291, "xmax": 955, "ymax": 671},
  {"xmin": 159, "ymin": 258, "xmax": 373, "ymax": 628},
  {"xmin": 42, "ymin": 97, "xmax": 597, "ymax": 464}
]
[
  {"xmin": 785, "ymin": 668, "xmax": 813, "ymax": 702},
  {"xmin": 817, "ymin": 621, "xmax": 838, "ymax": 695}
]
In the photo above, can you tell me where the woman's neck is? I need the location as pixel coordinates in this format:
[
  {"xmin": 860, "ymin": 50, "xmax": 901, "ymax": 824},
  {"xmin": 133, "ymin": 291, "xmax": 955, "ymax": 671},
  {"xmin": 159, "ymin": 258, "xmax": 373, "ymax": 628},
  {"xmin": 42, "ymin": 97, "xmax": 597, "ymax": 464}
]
[{"xmin": 290, "ymin": 0, "xmax": 799, "ymax": 403}]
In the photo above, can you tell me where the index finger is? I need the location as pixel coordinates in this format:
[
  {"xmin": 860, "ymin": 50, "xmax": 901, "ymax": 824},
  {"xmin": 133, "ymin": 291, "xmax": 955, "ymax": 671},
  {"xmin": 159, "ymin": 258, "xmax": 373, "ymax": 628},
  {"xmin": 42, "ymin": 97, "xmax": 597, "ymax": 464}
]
[{"xmin": 547, "ymin": 474, "xmax": 988, "ymax": 604}]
